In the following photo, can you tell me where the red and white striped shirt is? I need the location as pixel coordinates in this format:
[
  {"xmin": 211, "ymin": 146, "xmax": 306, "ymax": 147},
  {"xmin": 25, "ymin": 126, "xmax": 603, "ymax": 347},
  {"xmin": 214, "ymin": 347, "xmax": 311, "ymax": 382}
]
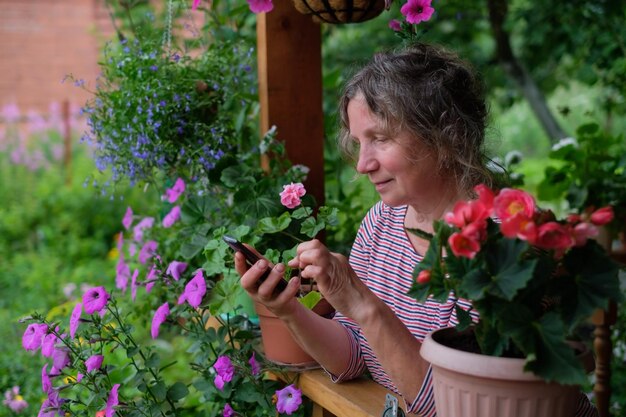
[{"xmin": 326, "ymin": 201, "xmax": 598, "ymax": 417}]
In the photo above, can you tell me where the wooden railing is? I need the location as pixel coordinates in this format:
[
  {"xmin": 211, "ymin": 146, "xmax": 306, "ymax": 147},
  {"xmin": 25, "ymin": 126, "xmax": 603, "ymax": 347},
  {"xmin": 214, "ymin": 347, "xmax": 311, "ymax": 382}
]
[{"xmin": 280, "ymin": 369, "xmax": 406, "ymax": 417}]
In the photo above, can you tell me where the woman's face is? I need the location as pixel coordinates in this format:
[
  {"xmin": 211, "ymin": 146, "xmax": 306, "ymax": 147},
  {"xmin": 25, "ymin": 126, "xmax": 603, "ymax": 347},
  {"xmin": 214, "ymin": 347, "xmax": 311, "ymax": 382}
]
[{"xmin": 347, "ymin": 95, "xmax": 444, "ymax": 208}]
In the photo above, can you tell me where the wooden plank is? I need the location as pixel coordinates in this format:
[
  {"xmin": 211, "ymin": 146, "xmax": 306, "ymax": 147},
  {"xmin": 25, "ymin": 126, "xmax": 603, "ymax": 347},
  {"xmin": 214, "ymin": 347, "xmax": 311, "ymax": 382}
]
[
  {"xmin": 256, "ymin": 2, "xmax": 325, "ymax": 206},
  {"xmin": 289, "ymin": 369, "xmax": 406, "ymax": 417}
]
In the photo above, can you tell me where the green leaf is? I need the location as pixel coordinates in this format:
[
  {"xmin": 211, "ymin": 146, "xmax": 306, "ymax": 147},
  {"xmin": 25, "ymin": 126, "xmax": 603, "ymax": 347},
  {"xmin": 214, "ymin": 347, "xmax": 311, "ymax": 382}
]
[
  {"xmin": 300, "ymin": 216, "xmax": 325, "ymax": 238},
  {"xmin": 145, "ymin": 352, "xmax": 160, "ymax": 368},
  {"xmin": 299, "ymin": 291, "xmax": 322, "ymax": 309},
  {"xmin": 167, "ymin": 382, "xmax": 189, "ymax": 401},
  {"xmin": 257, "ymin": 212, "xmax": 292, "ymax": 234},
  {"xmin": 179, "ymin": 234, "xmax": 209, "ymax": 259},
  {"xmin": 454, "ymin": 306, "xmax": 472, "ymax": 331},
  {"xmin": 292, "ymin": 206, "xmax": 313, "ymax": 219},
  {"xmin": 487, "ymin": 239, "xmax": 537, "ymax": 300},
  {"xmin": 151, "ymin": 381, "xmax": 167, "ymax": 402}
]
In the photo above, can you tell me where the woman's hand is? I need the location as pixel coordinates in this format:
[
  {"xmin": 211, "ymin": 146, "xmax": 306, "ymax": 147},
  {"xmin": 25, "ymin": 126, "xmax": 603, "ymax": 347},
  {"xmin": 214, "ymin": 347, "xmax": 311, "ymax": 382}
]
[
  {"xmin": 287, "ymin": 239, "xmax": 371, "ymax": 319},
  {"xmin": 234, "ymin": 248, "xmax": 300, "ymax": 317}
]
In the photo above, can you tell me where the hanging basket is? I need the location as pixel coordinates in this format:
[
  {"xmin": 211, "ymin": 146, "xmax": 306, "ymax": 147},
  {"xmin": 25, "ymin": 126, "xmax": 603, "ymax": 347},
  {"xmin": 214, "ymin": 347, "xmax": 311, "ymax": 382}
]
[{"xmin": 292, "ymin": 0, "xmax": 388, "ymax": 24}]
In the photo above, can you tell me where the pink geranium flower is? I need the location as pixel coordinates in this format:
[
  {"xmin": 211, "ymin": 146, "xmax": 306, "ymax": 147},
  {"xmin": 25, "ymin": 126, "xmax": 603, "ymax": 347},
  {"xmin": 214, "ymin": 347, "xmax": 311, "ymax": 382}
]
[
  {"xmin": 22, "ymin": 323, "xmax": 48, "ymax": 351},
  {"xmin": 69, "ymin": 302, "xmax": 82, "ymax": 339},
  {"xmin": 85, "ymin": 355, "xmax": 104, "ymax": 373},
  {"xmin": 105, "ymin": 384, "xmax": 120, "ymax": 417},
  {"xmin": 83, "ymin": 286, "xmax": 110, "ymax": 314},
  {"xmin": 162, "ymin": 206, "xmax": 181, "ymax": 228},
  {"xmin": 177, "ymin": 269, "xmax": 206, "ymax": 308},
  {"xmin": 151, "ymin": 302, "xmax": 170, "ymax": 339},
  {"xmin": 279, "ymin": 182, "xmax": 306, "ymax": 209},
  {"xmin": 275, "ymin": 384, "xmax": 302, "ymax": 415},
  {"xmin": 247, "ymin": 0, "xmax": 273, "ymax": 14},
  {"xmin": 400, "ymin": 0, "xmax": 435, "ymax": 24},
  {"xmin": 164, "ymin": 178, "xmax": 186, "ymax": 203},
  {"xmin": 122, "ymin": 206, "xmax": 133, "ymax": 230}
]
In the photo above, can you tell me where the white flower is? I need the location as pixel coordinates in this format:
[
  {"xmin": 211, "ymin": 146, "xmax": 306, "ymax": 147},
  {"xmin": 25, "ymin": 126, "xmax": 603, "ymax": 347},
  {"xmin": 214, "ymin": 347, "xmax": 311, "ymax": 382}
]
[{"xmin": 552, "ymin": 137, "xmax": 579, "ymax": 151}]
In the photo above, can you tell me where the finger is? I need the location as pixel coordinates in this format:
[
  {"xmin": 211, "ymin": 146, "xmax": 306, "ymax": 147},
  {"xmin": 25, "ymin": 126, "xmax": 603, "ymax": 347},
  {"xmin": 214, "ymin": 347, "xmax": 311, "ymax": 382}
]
[
  {"xmin": 240, "ymin": 259, "xmax": 270, "ymax": 292},
  {"xmin": 234, "ymin": 252, "xmax": 248, "ymax": 276},
  {"xmin": 257, "ymin": 263, "xmax": 288, "ymax": 299}
]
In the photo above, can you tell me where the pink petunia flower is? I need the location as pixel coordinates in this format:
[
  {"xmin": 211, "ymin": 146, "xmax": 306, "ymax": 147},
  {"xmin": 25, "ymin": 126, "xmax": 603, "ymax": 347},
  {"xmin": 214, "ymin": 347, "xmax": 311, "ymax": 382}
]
[
  {"xmin": 223, "ymin": 403, "xmax": 235, "ymax": 417},
  {"xmin": 191, "ymin": 0, "xmax": 201, "ymax": 11},
  {"xmin": 122, "ymin": 206, "xmax": 133, "ymax": 230},
  {"xmin": 69, "ymin": 302, "xmax": 82, "ymax": 339},
  {"xmin": 177, "ymin": 269, "xmax": 206, "ymax": 308},
  {"xmin": 151, "ymin": 302, "xmax": 170, "ymax": 339},
  {"xmin": 400, "ymin": 0, "xmax": 435, "ymax": 24},
  {"xmin": 83, "ymin": 286, "xmax": 110, "ymax": 314},
  {"xmin": 247, "ymin": 0, "xmax": 273, "ymax": 14},
  {"xmin": 388, "ymin": 19, "xmax": 402, "ymax": 31},
  {"xmin": 162, "ymin": 206, "xmax": 181, "ymax": 228},
  {"xmin": 85, "ymin": 355, "xmax": 104, "ymax": 373},
  {"xmin": 164, "ymin": 178, "xmax": 186, "ymax": 203},
  {"xmin": 279, "ymin": 182, "xmax": 306, "ymax": 209},
  {"xmin": 275, "ymin": 384, "xmax": 302, "ymax": 415},
  {"xmin": 138, "ymin": 240, "xmax": 158, "ymax": 264},
  {"xmin": 166, "ymin": 261, "xmax": 188, "ymax": 281},
  {"xmin": 22, "ymin": 323, "xmax": 48, "ymax": 351},
  {"xmin": 105, "ymin": 384, "xmax": 120, "ymax": 417}
]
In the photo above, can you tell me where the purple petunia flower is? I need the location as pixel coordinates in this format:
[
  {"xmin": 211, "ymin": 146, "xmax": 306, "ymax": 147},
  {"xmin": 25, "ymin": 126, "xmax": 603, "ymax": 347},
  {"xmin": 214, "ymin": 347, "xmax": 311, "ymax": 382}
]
[
  {"xmin": 400, "ymin": 0, "xmax": 435, "ymax": 24},
  {"xmin": 116, "ymin": 258, "xmax": 130, "ymax": 292},
  {"xmin": 145, "ymin": 266, "xmax": 159, "ymax": 293},
  {"xmin": 163, "ymin": 178, "xmax": 186, "ymax": 203},
  {"xmin": 52, "ymin": 347, "xmax": 70, "ymax": 372},
  {"xmin": 223, "ymin": 403, "xmax": 234, "ymax": 417},
  {"xmin": 131, "ymin": 269, "xmax": 139, "ymax": 301},
  {"xmin": 166, "ymin": 261, "xmax": 188, "ymax": 281},
  {"xmin": 122, "ymin": 206, "xmax": 133, "ymax": 230},
  {"xmin": 213, "ymin": 355, "xmax": 234, "ymax": 390},
  {"xmin": 2, "ymin": 386, "xmax": 28, "ymax": 413},
  {"xmin": 275, "ymin": 384, "xmax": 303, "ymax": 415},
  {"xmin": 105, "ymin": 384, "xmax": 120, "ymax": 417},
  {"xmin": 41, "ymin": 331, "xmax": 59, "ymax": 358},
  {"xmin": 85, "ymin": 355, "xmax": 104, "ymax": 373},
  {"xmin": 138, "ymin": 240, "xmax": 158, "ymax": 264},
  {"xmin": 249, "ymin": 351, "xmax": 261, "ymax": 376},
  {"xmin": 22, "ymin": 323, "xmax": 48, "ymax": 351},
  {"xmin": 151, "ymin": 302, "xmax": 170, "ymax": 339},
  {"xmin": 83, "ymin": 286, "xmax": 110, "ymax": 314},
  {"xmin": 69, "ymin": 303, "xmax": 82, "ymax": 339},
  {"xmin": 162, "ymin": 206, "xmax": 181, "ymax": 228},
  {"xmin": 133, "ymin": 217, "xmax": 155, "ymax": 242},
  {"xmin": 41, "ymin": 363, "xmax": 52, "ymax": 394},
  {"xmin": 177, "ymin": 269, "xmax": 206, "ymax": 308}
]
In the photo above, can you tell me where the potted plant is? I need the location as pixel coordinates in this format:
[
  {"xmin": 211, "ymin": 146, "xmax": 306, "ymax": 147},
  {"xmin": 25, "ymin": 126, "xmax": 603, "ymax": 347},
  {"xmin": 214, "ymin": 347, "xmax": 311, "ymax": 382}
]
[
  {"xmin": 537, "ymin": 122, "xmax": 626, "ymax": 252},
  {"xmin": 408, "ymin": 184, "xmax": 623, "ymax": 417}
]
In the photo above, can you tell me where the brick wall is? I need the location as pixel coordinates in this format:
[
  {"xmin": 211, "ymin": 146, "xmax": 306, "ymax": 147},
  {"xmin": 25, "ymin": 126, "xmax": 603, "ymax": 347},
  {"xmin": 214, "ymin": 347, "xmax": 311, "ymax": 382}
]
[{"xmin": 0, "ymin": 0, "xmax": 114, "ymax": 119}]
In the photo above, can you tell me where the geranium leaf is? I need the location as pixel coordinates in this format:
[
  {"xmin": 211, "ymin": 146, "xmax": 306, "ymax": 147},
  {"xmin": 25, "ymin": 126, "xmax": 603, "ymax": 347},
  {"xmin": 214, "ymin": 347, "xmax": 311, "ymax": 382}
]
[
  {"xmin": 256, "ymin": 212, "xmax": 292, "ymax": 234},
  {"xmin": 300, "ymin": 216, "xmax": 325, "ymax": 238},
  {"xmin": 292, "ymin": 206, "xmax": 313, "ymax": 219}
]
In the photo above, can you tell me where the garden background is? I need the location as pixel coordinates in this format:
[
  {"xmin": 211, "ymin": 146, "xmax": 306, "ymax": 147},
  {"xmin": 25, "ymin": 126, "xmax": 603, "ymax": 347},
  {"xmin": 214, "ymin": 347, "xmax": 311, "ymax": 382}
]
[{"xmin": 1, "ymin": 0, "xmax": 625, "ymax": 416}]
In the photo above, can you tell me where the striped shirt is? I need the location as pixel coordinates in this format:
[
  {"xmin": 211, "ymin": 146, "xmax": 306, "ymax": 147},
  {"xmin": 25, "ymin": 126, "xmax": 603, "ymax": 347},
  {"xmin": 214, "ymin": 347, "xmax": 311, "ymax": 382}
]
[{"xmin": 326, "ymin": 201, "xmax": 598, "ymax": 417}]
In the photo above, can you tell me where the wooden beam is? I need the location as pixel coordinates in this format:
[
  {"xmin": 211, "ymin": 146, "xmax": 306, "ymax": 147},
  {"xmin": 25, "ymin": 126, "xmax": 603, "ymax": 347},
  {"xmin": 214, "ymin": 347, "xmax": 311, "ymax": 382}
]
[{"xmin": 256, "ymin": 2, "xmax": 325, "ymax": 206}]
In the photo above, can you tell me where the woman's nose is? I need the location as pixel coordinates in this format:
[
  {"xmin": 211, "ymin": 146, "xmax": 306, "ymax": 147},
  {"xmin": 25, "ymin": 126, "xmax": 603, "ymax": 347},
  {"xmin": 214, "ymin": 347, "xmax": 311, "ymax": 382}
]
[{"xmin": 356, "ymin": 146, "xmax": 377, "ymax": 174}]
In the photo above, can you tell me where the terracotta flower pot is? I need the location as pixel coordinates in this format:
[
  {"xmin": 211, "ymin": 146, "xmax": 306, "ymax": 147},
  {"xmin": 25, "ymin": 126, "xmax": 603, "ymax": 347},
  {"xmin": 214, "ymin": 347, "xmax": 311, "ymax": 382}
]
[
  {"xmin": 255, "ymin": 298, "xmax": 335, "ymax": 366},
  {"xmin": 420, "ymin": 327, "xmax": 594, "ymax": 417}
]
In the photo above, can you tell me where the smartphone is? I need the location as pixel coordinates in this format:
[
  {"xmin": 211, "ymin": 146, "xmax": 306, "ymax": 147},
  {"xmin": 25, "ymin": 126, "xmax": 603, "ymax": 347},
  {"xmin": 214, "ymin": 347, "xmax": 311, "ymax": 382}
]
[{"xmin": 222, "ymin": 235, "xmax": 288, "ymax": 293}]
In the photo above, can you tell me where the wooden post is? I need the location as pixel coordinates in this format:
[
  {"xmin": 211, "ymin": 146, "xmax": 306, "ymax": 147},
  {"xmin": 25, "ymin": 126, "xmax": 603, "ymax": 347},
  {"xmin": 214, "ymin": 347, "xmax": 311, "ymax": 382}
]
[{"xmin": 256, "ymin": 2, "xmax": 325, "ymax": 206}]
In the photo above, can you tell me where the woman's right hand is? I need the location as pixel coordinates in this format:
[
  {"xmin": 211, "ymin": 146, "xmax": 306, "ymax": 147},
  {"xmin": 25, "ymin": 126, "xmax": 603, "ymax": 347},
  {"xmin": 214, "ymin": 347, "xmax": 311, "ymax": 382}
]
[{"xmin": 234, "ymin": 249, "xmax": 301, "ymax": 317}]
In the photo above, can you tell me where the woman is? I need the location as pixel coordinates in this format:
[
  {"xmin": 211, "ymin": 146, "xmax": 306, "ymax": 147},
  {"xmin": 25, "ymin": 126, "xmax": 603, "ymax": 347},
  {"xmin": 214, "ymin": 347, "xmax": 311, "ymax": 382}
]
[{"xmin": 236, "ymin": 43, "xmax": 597, "ymax": 416}]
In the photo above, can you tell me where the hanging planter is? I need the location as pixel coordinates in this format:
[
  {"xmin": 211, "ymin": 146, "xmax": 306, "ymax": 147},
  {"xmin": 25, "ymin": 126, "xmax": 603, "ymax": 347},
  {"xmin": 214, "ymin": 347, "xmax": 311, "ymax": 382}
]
[{"xmin": 291, "ymin": 0, "xmax": 389, "ymax": 24}]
